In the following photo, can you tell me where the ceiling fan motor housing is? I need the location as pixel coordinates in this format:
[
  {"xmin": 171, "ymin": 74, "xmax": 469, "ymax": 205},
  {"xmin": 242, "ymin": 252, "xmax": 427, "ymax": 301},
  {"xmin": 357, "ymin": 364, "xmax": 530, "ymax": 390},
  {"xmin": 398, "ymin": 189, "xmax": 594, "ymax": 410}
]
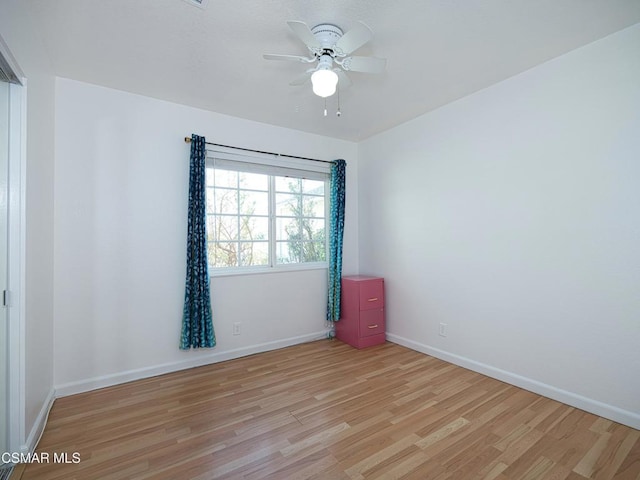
[{"xmin": 311, "ymin": 24, "xmax": 343, "ymax": 53}]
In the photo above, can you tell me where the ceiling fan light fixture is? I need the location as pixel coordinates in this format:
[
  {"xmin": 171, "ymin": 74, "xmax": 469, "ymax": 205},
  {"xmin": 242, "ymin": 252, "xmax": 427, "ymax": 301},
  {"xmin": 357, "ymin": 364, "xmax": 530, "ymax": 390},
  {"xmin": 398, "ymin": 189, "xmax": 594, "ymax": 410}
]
[{"xmin": 311, "ymin": 68, "xmax": 338, "ymax": 97}]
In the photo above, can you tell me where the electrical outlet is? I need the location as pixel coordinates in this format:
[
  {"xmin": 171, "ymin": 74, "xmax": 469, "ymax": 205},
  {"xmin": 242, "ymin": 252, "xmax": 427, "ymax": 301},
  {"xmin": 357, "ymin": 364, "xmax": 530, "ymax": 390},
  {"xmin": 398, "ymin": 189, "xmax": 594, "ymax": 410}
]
[
  {"xmin": 233, "ymin": 322, "xmax": 241, "ymax": 336},
  {"xmin": 439, "ymin": 323, "xmax": 448, "ymax": 337}
]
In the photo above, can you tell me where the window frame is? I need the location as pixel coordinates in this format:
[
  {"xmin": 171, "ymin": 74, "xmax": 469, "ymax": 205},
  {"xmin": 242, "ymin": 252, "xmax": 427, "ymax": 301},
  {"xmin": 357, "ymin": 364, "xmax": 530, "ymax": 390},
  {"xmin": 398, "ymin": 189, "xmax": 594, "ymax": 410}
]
[{"xmin": 205, "ymin": 148, "xmax": 331, "ymax": 277}]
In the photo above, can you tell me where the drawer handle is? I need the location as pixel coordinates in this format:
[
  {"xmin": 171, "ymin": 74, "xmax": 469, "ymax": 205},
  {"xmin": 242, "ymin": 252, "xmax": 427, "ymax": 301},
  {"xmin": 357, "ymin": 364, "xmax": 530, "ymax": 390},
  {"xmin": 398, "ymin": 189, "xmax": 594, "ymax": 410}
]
[
  {"xmin": 367, "ymin": 324, "xmax": 379, "ymax": 329},
  {"xmin": 367, "ymin": 297, "xmax": 378, "ymax": 302}
]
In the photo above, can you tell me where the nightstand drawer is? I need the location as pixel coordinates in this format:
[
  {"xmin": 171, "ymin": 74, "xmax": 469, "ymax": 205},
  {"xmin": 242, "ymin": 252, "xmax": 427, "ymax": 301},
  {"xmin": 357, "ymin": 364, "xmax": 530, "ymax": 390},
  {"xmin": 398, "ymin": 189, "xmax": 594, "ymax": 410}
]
[
  {"xmin": 359, "ymin": 279, "xmax": 384, "ymax": 310},
  {"xmin": 360, "ymin": 308, "xmax": 385, "ymax": 337}
]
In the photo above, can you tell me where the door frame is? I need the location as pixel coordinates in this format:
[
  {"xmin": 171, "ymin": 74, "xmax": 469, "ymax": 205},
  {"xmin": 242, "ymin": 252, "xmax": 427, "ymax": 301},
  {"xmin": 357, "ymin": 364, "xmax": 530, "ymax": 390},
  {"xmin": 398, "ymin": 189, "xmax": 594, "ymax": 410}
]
[
  {"xmin": 1, "ymin": 33, "xmax": 26, "ymax": 454},
  {"xmin": 7, "ymin": 78, "xmax": 26, "ymax": 454}
]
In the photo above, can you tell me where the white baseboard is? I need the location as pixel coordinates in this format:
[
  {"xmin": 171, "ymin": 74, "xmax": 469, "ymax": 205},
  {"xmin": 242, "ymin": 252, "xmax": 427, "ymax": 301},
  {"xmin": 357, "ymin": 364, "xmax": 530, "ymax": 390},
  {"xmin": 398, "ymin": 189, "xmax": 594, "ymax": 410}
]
[
  {"xmin": 21, "ymin": 388, "xmax": 55, "ymax": 454},
  {"xmin": 55, "ymin": 331, "xmax": 328, "ymax": 398},
  {"xmin": 386, "ymin": 333, "xmax": 640, "ymax": 430}
]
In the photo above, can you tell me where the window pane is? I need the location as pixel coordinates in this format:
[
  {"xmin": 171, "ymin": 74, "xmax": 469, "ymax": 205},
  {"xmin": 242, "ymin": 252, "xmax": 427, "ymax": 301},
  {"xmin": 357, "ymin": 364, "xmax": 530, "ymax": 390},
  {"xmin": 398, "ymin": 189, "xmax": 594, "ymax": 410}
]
[
  {"xmin": 240, "ymin": 216, "xmax": 268, "ymax": 241},
  {"xmin": 207, "ymin": 216, "xmax": 216, "ymax": 240},
  {"xmin": 209, "ymin": 242, "xmax": 238, "ymax": 268},
  {"xmin": 276, "ymin": 241, "xmax": 302, "ymax": 264},
  {"xmin": 275, "ymin": 193, "xmax": 299, "ymax": 216},
  {"xmin": 302, "ymin": 195, "xmax": 324, "ymax": 217},
  {"xmin": 212, "ymin": 214, "xmax": 238, "ymax": 241},
  {"xmin": 239, "ymin": 172, "xmax": 268, "ymax": 191},
  {"xmin": 239, "ymin": 241, "xmax": 269, "ymax": 266},
  {"xmin": 206, "ymin": 167, "xmax": 215, "ymax": 187},
  {"xmin": 240, "ymin": 190, "xmax": 268, "ymax": 216},
  {"xmin": 213, "ymin": 169, "xmax": 237, "ymax": 188},
  {"xmin": 214, "ymin": 188, "xmax": 238, "ymax": 214},
  {"xmin": 300, "ymin": 218, "xmax": 325, "ymax": 242},
  {"xmin": 275, "ymin": 176, "xmax": 301, "ymax": 193},
  {"xmin": 206, "ymin": 187, "xmax": 215, "ymax": 214},
  {"xmin": 302, "ymin": 179, "xmax": 325, "ymax": 195},
  {"xmin": 303, "ymin": 242, "xmax": 326, "ymax": 262},
  {"xmin": 276, "ymin": 217, "xmax": 300, "ymax": 241}
]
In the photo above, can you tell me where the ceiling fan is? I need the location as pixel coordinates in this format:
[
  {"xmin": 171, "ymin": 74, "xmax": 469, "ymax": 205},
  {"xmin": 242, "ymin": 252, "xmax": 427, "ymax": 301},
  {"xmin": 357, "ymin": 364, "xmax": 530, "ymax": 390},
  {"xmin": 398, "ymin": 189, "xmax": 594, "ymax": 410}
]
[{"xmin": 263, "ymin": 21, "xmax": 387, "ymax": 98}]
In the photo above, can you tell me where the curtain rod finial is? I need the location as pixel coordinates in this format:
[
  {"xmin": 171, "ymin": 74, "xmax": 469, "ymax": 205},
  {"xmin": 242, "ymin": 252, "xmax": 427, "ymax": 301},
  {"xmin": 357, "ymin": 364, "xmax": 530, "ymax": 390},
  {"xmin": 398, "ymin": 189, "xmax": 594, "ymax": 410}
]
[{"xmin": 184, "ymin": 137, "xmax": 192, "ymax": 143}]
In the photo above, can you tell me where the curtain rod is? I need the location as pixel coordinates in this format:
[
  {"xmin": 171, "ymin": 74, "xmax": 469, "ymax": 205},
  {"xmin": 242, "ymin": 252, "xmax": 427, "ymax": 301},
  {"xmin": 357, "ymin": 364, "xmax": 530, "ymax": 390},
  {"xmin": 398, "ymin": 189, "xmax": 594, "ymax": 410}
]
[{"xmin": 184, "ymin": 137, "xmax": 335, "ymax": 164}]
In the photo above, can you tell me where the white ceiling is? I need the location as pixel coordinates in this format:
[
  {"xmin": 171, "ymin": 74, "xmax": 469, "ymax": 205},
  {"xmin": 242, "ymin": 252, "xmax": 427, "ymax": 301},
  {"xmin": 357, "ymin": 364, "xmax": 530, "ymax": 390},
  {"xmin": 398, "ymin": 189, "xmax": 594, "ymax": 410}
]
[{"xmin": 26, "ymin": 0, "xmax": 640, "ymax": 141}]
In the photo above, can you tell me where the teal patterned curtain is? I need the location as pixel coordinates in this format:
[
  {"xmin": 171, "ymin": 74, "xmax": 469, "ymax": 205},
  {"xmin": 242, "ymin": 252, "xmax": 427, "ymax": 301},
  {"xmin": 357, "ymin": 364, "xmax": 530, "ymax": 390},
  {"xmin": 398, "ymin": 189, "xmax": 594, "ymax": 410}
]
[
  {"xmin": 327, "ymin": 159, "xmax": 346, "ymax": 322},
  {"xmin": 180, "ymin": 134, "xmax": 216, "ymax": 349}
]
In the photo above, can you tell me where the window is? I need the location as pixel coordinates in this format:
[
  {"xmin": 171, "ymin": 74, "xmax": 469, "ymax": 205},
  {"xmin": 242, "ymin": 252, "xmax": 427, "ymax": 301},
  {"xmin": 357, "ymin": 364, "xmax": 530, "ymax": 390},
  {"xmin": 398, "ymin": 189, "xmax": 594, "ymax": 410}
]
[{"xmin": 205, "ymin": 148, "xmax": 329, "ymax": 273}]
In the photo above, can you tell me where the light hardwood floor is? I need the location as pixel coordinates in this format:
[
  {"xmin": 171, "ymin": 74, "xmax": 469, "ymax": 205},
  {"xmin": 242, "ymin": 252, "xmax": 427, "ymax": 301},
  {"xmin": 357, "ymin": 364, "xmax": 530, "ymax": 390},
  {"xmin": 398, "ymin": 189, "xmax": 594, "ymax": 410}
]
[{"xmin": 13, "ymin": 340, "xmax": 640, "ymax": 479}]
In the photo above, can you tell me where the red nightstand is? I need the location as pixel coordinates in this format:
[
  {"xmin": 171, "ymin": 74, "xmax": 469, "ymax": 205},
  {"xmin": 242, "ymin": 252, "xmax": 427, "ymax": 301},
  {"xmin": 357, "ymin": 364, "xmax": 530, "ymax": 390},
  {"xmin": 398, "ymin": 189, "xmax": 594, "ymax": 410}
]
[{"xmin": 335, "ymin": 276, "xmax": 385, "ymax": 349}]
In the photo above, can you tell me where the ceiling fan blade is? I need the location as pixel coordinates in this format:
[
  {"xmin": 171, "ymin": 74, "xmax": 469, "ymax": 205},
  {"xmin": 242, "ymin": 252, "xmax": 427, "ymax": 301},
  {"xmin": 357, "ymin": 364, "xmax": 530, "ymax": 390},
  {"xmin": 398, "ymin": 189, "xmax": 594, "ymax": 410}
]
[
  {"xmin": 289, "ymin": 70, "xmax": 313, "ymax": 86},
  {"xmin": 334, "ymin": 21, "xmax": 373, "ymax": 56},
  {"xmin": 335, "ymin": 69, "xmax": 352, "ymax": 89},
  {"xmin": 287, "ymin": 21, "xmax": 321, "ymax": 50},
  {"xmin": 342, "ymin": 56, "xmax": 387, "ymax": 74},
  {"xmin": 263, "ymin": 54, "xmax": 314, "ymax": 63}
]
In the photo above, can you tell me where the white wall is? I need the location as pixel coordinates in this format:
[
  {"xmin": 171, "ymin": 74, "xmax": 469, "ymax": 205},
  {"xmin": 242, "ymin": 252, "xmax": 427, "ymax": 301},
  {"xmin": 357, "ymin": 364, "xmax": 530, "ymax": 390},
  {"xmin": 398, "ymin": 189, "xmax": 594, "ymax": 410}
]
[
  {"xmin": 359, "ymin": 24, "xmax": 640, "ymax": 428},
  {"xmin": 53, "ymin": 78, "xmax": 358, "ymax": 394},
  {"xmin": 0, "ymin": 0, "xmax": 56, "ymax": 450}
]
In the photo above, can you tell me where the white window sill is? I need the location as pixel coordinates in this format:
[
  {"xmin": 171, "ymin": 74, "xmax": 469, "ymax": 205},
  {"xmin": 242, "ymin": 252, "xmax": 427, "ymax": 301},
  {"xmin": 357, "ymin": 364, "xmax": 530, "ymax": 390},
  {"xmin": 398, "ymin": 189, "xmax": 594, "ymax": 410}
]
[{"xmin": 209, "ymin": 262, "xmax": 328, "ymax": 278}]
